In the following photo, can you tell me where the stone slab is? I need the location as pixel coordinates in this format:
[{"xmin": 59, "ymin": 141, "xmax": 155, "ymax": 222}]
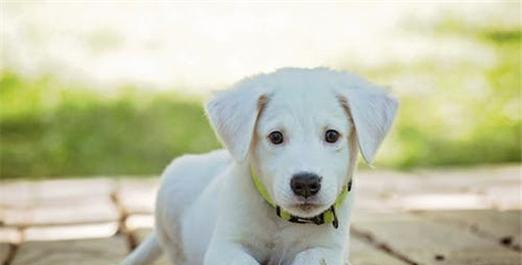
[
  {"xmin": 117, "ymin": 178, "xmax": 159, "ymax": 215},
  {"xmin": 3, "ymin": 196, "xmax": 118, "ymax": 226},
  {"xmin": 352, "ymin": 212, "xmax": 522, "ymax": 265},
  {"xmin": 0, "ymin": 178, "xmax": 116, "ymax": 208},
  {"xmin": 0, "ymin": 243, "xmax": 11, "ymax": 265},
  {"xmin": 349, "ymin": 236, "xmax": 409, "ymax": 265},
  {"xmin": 11, "ymin": 235, "xmax": 128, "ymax": 265},
  {"xmin": 417, "ymin": 210, "xmax": 522, "ymax": 250},
  {"xmin": 24, "ymin": 222, "xmax": 119, "ymax": 242},
  {"xmin": 0, "ymin": 226, "xmax": 22, "ymax": 243}
]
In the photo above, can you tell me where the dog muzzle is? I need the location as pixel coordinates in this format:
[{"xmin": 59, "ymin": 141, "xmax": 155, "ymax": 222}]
[{"xmin": 250, "ymin": 166, "xmax": 352, "ymax": 229}]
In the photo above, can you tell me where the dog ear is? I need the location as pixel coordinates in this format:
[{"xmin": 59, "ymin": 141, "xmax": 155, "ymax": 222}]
[
  {"xmin": 338, "ymin": 85, "xmax": 398, "ymax": 164},
  {"xmin": 205, "ymin": 82, "xmax": 267, "ymax": 162}
]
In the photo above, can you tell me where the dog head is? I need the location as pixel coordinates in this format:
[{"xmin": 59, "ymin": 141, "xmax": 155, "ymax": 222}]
[{"xmin": 206, "ymin": 68, "xmax": 398, "ymax": 218}]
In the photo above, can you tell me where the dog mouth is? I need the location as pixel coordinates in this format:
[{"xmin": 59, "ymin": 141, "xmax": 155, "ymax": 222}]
[
  {"xmin": 296, "ymin": 202, "xmax": 320, "ymax": 211},
  {"xmin": 282, "ymin": 202, "xmax": 328, "ymax": 218},
  {"xmin": 287, "ymin": 202, "xmax": 325, "ymax": 214}
]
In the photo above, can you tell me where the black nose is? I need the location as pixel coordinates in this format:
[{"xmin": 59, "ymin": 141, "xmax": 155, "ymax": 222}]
[{"xmin": 290, "ymin": 172, "xmax": 321, "ymax": 198}]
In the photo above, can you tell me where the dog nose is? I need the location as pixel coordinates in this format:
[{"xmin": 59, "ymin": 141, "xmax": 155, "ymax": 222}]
[{"xmin": 290, "ymin": 173, "xmax": 321, "ymax": 198}]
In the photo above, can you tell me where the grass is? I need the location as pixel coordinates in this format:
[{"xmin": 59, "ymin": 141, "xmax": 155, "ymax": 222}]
[
  {"xmin": 1, "ymin": 19, "xmax": 520, "ymax": 179},
  {"xmin": 0, "ymin": 77, "xmax": 221, "ymax": 179},
  {"xmin": 362, "ymin": 17, "xmax": 521, "ymax": 169}
]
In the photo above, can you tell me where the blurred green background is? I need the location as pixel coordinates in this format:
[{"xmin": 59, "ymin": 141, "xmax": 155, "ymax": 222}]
[{"xmin": 1, "ymin": 3, "xmax": 520, "ymax": 179}]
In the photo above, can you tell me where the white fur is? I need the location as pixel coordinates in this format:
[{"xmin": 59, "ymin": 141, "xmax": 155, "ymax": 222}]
[{"xmin": 121, "ymin": 67, "xmax": 398, "ymax": 265}]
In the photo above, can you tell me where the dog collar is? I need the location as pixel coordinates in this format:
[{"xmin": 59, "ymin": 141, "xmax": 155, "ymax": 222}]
[{"xmin": 250, "ymin": 166, "xmax": 352, "ymax": 229}]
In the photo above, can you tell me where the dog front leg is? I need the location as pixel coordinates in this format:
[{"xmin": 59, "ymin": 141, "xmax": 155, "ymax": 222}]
[
  {"xmin": 291, "ymin": 247, "xmax": 344, "ymax": 265},
  {"xmin": 204, "ymin": 242, "xmax": 260, "ymax": 265}
]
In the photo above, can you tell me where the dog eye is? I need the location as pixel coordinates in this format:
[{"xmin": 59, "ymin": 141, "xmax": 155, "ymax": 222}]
[
  {"xmin": 325, "ymin": 129, "xmax": 340, "ymax": 143},
  {"xmin": 268, "ymin": 131, "xmax": 284, "ymax": 145}
]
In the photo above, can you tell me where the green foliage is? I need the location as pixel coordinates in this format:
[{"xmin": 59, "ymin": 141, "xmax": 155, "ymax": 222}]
[
  {"xmin": 0, "ymin": 75, "xmax": 220, "ymax": 179},
  {"xmin": 374, "ymin": 19, "xmax": 521, "ymax": 169},
  {"xmin": 1, "ymin": 17, "xmax": 520, "ymax": 179}
]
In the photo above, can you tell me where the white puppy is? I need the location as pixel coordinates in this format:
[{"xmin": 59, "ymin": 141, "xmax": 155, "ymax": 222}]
[{"xmin": 122, "ymin": 68, "xmax": 398, "ymax": 265}]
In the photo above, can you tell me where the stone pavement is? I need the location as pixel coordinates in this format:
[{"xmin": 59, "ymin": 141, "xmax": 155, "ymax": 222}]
[{"xmin": 0, "ymin": 164, "xmax": 520, "ymax": 265}]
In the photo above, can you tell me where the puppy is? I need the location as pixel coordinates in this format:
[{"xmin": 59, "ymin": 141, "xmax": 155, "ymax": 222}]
[{"xmin": 122, "ymin": 67, "xmax": 398, "ymax": 265}]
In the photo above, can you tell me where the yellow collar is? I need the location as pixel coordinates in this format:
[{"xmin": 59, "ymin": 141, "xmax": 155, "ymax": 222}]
[{"xmin": 250, "ymin": 166, "xmax": 352, "ymax": 229}]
